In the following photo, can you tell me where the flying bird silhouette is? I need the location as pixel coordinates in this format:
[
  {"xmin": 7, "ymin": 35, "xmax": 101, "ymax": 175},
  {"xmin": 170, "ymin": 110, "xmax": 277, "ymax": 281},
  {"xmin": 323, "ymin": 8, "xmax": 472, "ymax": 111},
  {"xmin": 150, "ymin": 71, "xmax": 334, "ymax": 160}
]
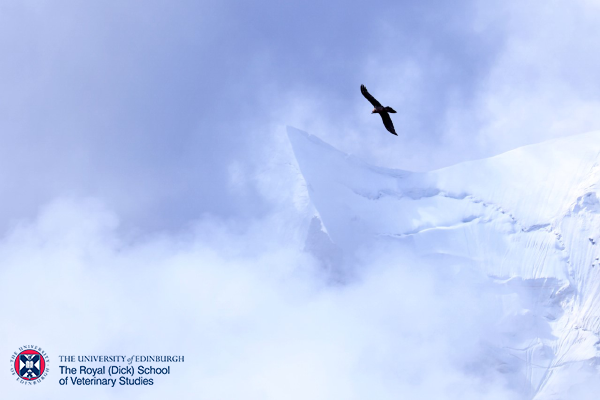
[{"xmin": 360, "ymin": 84, "xmax": 397, "ymax": 135}]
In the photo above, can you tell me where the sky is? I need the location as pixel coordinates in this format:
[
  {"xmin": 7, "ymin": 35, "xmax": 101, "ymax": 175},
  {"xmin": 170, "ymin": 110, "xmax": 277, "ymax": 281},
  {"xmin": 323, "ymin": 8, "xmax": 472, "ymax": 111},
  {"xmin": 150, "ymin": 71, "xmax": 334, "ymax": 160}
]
[
  {"xmin": 1, "ymin": 0, "xmax": 600, "ymax": 230},
  {"xmin": 1, "ymin": 0, "xmax": 600, "ymax": 398}
]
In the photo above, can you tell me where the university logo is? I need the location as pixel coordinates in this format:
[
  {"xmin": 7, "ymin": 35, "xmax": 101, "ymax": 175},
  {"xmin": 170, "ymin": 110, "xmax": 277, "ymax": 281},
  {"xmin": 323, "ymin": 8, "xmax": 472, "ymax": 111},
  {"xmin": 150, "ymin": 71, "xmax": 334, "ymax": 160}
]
[{"xmin": 11, "ymin": 346, "xmax": 49, "ymax": 384}]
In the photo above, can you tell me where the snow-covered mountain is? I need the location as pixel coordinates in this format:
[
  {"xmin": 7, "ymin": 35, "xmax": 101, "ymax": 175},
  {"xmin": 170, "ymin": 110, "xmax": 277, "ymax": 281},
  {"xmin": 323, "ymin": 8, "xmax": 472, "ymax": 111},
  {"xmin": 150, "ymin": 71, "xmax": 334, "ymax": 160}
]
[{"xmin": 288, "ymin": 126, "xmax": 600, "ymax": 399}]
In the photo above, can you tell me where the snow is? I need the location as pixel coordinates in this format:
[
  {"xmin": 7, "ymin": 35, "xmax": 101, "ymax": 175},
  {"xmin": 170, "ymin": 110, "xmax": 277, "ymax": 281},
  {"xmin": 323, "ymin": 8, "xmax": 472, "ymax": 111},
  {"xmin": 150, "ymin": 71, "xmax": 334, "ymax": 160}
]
[{"xmin": 288, "ymin": 126, "xmax": 600, "ymax": 399}]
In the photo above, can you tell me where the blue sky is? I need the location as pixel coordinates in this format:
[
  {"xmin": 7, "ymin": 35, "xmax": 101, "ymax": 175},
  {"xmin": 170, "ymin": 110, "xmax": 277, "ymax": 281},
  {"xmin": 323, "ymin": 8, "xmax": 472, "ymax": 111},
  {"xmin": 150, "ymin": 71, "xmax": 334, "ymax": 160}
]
[{"xmin": 2, "ymin": 1, "xmax": 598, "ymax": 232}]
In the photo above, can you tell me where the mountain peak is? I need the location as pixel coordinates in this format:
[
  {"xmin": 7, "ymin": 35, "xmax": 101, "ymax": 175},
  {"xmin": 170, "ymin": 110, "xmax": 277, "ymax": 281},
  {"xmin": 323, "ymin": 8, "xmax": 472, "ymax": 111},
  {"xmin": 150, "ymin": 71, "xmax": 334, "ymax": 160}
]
[{"xmin": 289, "ymin": 126, "xmax": 600, "ymax": 398}]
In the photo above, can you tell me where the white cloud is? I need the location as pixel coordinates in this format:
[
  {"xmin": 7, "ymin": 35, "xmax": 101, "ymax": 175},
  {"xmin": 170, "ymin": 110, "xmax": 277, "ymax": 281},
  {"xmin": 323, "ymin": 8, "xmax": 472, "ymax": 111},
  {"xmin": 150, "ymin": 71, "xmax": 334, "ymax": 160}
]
[{"xmin": 1, "ymin": 198, "xmax": 521, "ymax": 399}]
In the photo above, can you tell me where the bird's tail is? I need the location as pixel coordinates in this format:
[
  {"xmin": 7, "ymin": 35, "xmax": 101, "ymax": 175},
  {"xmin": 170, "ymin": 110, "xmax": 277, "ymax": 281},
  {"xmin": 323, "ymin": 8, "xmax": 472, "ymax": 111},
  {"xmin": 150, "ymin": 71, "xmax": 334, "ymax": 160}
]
[{"xmin": 385, "ymin": 107, "xmax": 397, "ymax": 113}]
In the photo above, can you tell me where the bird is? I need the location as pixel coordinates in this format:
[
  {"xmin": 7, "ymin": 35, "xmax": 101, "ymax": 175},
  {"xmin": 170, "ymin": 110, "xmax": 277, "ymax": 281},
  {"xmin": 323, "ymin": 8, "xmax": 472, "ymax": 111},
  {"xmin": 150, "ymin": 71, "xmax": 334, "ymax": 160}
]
[{"xmin": 360, "ymin": 84, "xmax": 397, "ymax": 135}]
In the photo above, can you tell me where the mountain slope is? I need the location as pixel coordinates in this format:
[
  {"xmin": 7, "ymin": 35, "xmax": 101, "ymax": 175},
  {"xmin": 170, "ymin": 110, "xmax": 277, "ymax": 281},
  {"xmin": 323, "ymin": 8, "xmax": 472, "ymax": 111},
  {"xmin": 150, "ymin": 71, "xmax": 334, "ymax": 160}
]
[{"xmin": 288, "ymin": 126, "xmax": 600, "ymax": 399}]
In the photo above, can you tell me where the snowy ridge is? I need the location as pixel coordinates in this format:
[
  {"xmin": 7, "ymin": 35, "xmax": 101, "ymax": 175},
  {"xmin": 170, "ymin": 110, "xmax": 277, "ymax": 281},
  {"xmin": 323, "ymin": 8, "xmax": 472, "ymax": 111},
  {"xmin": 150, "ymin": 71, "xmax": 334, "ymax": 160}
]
[{"xmin": 288, "ymin": 127, "xmax": 600, "ymax": 398}]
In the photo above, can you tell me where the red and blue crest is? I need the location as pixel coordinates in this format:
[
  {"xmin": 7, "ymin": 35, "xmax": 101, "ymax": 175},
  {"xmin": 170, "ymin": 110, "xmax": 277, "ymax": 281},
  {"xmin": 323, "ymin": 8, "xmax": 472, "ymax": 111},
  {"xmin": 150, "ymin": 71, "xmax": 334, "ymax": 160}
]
[{"xmin": 14, "ymin": 349, "xmax": 46, "ymax": 381}]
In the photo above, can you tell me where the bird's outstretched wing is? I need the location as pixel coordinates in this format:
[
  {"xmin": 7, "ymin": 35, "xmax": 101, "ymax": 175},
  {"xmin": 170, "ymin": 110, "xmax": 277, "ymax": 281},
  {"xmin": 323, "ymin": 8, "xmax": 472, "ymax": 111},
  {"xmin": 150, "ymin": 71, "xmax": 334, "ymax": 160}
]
[
  {"xmin": 380, "ymin": 113, "xmax": 397, "ymax": 135},
  {"xmin": 360, "ymin": 84, "xmax": 382, "ymax": 108}
]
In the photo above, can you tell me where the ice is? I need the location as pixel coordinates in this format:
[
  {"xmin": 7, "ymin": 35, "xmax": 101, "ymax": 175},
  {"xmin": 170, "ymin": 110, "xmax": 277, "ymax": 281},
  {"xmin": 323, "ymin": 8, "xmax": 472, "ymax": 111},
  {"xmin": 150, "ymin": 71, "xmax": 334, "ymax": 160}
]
[{"xmin": 288, "ymin": 126, "xmax": 600, "ymax": 399}]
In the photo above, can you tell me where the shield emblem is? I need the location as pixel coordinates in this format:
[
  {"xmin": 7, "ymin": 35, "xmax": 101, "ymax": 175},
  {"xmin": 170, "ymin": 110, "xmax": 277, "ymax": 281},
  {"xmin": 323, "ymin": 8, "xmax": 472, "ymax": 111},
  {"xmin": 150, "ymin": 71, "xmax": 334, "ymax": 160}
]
[{"xmin": 14, "ymin": 350, "xmax": 45, "ymax": 381}]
